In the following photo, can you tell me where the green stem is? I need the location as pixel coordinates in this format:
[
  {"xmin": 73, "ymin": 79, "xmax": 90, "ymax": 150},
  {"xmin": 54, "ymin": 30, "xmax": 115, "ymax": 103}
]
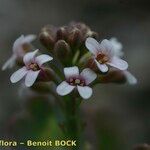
[{"xmin": 64, "ymin": 93, "xmax": 82, "ymax": 149}]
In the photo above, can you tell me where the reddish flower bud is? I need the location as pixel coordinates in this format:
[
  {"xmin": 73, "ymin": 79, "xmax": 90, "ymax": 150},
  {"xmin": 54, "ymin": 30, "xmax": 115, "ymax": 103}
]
[
  {"xmin": 54, "ymin": 40, "xmax": 71, "ymax": 63},
  {"xmin": 67, "ymin": 27, "xmax": 82, "ymax": 48},
  {"xmin": 86, "ymin": 31, "xmax": 99, "ymax": 39},
  {"xmin": 39, "ymin": 25, "xmax": 56, "ymax": 50},
  {"xmin": 70, "ymin": 22, "xmax": 90, "ymax": 35},
  {"xmin": 56, "ymin": 26, "xmax": 68, "ymax": 41},
  {"xmin": 98, "ymin": 68, "xmax": 126, "ymax": 84},
  {"xmin": 37, "ymin": 68, "xmax": 55, "ymax": 82}
]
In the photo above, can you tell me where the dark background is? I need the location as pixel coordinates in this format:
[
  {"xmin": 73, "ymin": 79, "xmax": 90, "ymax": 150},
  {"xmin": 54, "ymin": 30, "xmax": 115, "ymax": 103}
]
[{"xmin": 0, "ymin": 0, "xmax": 150, "ymax": 150}]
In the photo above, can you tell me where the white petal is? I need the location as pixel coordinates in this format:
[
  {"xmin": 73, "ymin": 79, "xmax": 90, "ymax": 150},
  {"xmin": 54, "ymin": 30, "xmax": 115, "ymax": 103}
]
[
  {"xmin": 108, "ymin": 57, "xmax": 128, "ymax": 70},
  {"xmin": 101, "ymin": 39, "xmax": 113, "ymax": 51},
  {"xmin": 23, "ymin": 34, "xmax": 36, "ymax": 43},
  {"xmin": 77, "ymin": 86, "xmax": 93, "ymax": 99},
  {"xmin": 25, "ymin": 70, "xmax": 40, "ymax": 87},
  {"xmin": 85, "ymin": 37, "xmax": 99, "ymax": 55},
  {"xmin": 13, "ymin": 35, "xmax": 24, "ymax": 53},
  {"xmin": 95, "ymin": 59, "xmax": 108, "ymax": 72},
  {"xmin": 100, "ymin": 39, "xmax": 114, "ymax": 57},
  {"xmin": 80, "ymin": 68, "xmax": 97, "ymax": 85},
  {"xmin": 35, "ymin": 54, "xmax": 53, "ymax": 66},
  {"xmin": 124, "ymin": 70, "xmax": 137, "ymax": 85},
  {"xmin": 23, "ymin": 49, "xmax": 39, "ymax": 65},
  {"xmin": 64, "ymin": 66, "xmax": 79, "ymax": 79},
  {"xmin": 56, "ymin": 81, "xmax": 75, "ymax": 96},
  {"xmin": 2, "ymin": 55, "xmax": 16, "ymax": 71},
  {"xmin": 10, "ymin": 66, "xmax": 28, "ymax": 83}
]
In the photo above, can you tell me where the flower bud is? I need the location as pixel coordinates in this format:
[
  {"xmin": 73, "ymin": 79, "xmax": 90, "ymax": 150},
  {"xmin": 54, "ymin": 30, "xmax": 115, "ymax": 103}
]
[
  {"xmin": 86, "ymin": 31, "xmax": 99, "ymax": 39},
  {"xmin": 39, "ymin": 25, "xmax": 56, "ymax": 50},
  {"xmin": 56, "ymin": 26, "xmax": 68, "ymax": 41},
  {"xmin": 98, "ymin": 69, "xmax": 126, "ymax": 84},
  {"xmin": 67, "ymin": 27, "xmax": 82, "ymax": 48},
  {"xmin": 54, "ymin": 40, "xmax": 71, "ymax": 63},
  {"xmin": 70, "ymin": 22, "xmax": 90, "ymax": 35},
  {"xmin": 133, "ymin": 144, "xmax": 150, "ymax": 150},
  {"xmin": 71, "ymin": 22, "xmax": 96, "ymax": 40},
  {"xmin": 38, "ymin": 68, "xmax": 55, "ymax": 82},
  {"xmin": 82, "ymin": 57, "xmax": 98, "ymax": 72}
]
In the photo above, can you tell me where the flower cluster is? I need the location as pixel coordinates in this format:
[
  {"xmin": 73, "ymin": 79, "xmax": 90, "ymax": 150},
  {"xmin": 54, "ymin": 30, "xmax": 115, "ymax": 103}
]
[{"xmin": 2, "ymin": 22, "xmax": 137, "ymax": 100}]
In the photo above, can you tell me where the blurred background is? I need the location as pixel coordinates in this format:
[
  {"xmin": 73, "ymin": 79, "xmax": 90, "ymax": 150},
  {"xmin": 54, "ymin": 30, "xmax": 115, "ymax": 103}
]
[{"xmin": 0, "ymin": 0, "xmax": 150, "ymax": 150}]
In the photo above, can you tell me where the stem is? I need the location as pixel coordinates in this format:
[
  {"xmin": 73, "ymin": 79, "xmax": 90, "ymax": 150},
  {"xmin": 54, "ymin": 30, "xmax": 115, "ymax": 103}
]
[{"xmin": 64, "ymin": 92, "xmax": 82, "ymax": 149}]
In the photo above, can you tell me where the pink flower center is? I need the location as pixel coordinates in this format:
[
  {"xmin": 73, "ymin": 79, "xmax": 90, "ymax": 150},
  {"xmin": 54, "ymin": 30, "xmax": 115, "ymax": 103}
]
[
  {"xmin": 67, "ymin": 77, "xmax": 85, "ymax": 86},
  {"xmin": 96, "ymin": 53, "xmax": 109, "ymax": 64},
  {"xmin": 28, "ymin": 63, "xmax": 40, "ymax": 71}
]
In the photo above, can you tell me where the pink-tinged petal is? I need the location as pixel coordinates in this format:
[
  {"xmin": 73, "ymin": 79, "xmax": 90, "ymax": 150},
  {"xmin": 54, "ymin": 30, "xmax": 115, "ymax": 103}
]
[
  {"xmin": 23, "ymin": 34, "xmax": 36, "ymax": 43},
  {"xmin": 23, "ymin": 49, "xmax": 39, "ymax": 65},
  {"xmin": 64, "ymin": 66, "xmax": 79, "ymax": 79},
  {"xmin": 35, "ymin": 54, "xmax": 53, "ymax": 66},
  {"xmin": 95, "ymin": 59, "xmax": 108, "ymax": 72},
  {"xmin": 2, "ymin": 55, "xmax": 16, "ymax": 71},
  {"xmin": 10, "ymin": 66, "xmax": 28, "ymax": 83},
  {"xmin": 100, "ymin": 39, "xmax": 114, "ymax": 57},
  {"xmin": 80, "ymin": 68, "xmax": 97, "ymax": 85},
  {"xmin": 77, "ymin": 86, "xmax": 92, "ymax": 99},
  {"xmin": 25, "ymin": 70, "xmax": 40, "ymax": 87},
  {"xmin": 101, "ymin": 39, "xmax": 113, "ymax": 50},
  {"xmin": 108, "ymin": 57, "xmax": 128, "ymax": 70},
  {"xmin": 123, "ymin": 70, "xmax": 137, "ymax": 85},
  {"xmin": 85, "ymin": 37, "xmax": 99, "ymax": 55},
  {"xmin": 56, "ymin": 81, "xmax": 75, "ymax": 96},
  {"xmin": 13, "ymin": 35, "xmax": 24, "ymax": 53}
]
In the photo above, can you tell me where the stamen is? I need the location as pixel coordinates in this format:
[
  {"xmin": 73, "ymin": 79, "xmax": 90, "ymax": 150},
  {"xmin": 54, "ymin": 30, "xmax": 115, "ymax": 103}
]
[
  {"xmin": 96, "ymin": 53, "xmax": 109, "ymax": 64},
  {"xmin": 22, "ymin": 43, "xmax": 31, "ymax": 52},
  {"xmin": 68, "ymin": 77, "xmax": 85, "ymax": 86},
  {"xmin": 29, "ymin": 63, "xmax": 40, "ymax": 71},
  {"xmin": 75, "ymin": 79, "xmax": 80, "ymax": 84}
]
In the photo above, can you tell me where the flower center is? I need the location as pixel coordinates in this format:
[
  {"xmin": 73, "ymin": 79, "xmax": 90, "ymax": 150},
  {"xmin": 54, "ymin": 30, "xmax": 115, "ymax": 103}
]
[
  {"xmin": 22, "ymin": 43, "xmax": 31, "ymax": 52},
  {"xmin": 28, "ymin": 63, "xmax": 40, "ymax": 71},
  {"xmin": 96, "ymin": 53, "xmax": 109, "ymax": 64},
  {"xmin": 68, "ymin": 77, "xmax": 85, "ymax": 86}
]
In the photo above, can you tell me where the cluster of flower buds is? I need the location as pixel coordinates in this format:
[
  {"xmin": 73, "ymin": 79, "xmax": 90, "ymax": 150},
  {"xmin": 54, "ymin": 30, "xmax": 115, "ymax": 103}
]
[
  {"xmin": 2, "ymin": 22, "xmax": 137, "ymax": 100},
  {"xmin": 39, "ymin": 22, "xmax": 98, "ymax": 64}
]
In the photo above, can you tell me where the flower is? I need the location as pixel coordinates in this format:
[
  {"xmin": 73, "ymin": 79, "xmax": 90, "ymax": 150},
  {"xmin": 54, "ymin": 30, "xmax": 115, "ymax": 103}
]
[
  {"xmin": 10, "ymin": 50, "xmax": 53, "ymax": 87},
  {"xmin": 56, "ymin": 66, "xmax": 97, "ymax": 99},
  {"xmin": 85, "ymin": 37, "xmax": 128, "ymax": 73},
  {"xmin": 2, "ymin": 34, "xmax": 36, "ymax": 70},
  {"xmin": 110, "ymin": 37, "xmax": 137, "ymax": 85},
  {"xmin": 110, "ymin": 37, "xmax": 124, "ymax": 57}
]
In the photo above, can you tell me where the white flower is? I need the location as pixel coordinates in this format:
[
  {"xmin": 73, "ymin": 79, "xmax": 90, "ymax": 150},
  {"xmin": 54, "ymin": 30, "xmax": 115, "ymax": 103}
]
[
  {"xmin": 110, "ymin": 37, "xmax": 124, "ymax": 57},
  {"xmin": 85, "ymin": 37, "xmax": 128, "ymax": 73},
  {"xmin": 56, "ymin": 66, "xmax": 97, "ymax": 99},
  {"xmin": 110, "ymin": 37, "xmax": 137, "ymax": 85},
  {"xmin": 2, "ymin": 35, "xmax": 36, "ymax": 70},
  {"xmin": 10, "ymin": 50, "xmax": 53, "ymax": 87}
]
